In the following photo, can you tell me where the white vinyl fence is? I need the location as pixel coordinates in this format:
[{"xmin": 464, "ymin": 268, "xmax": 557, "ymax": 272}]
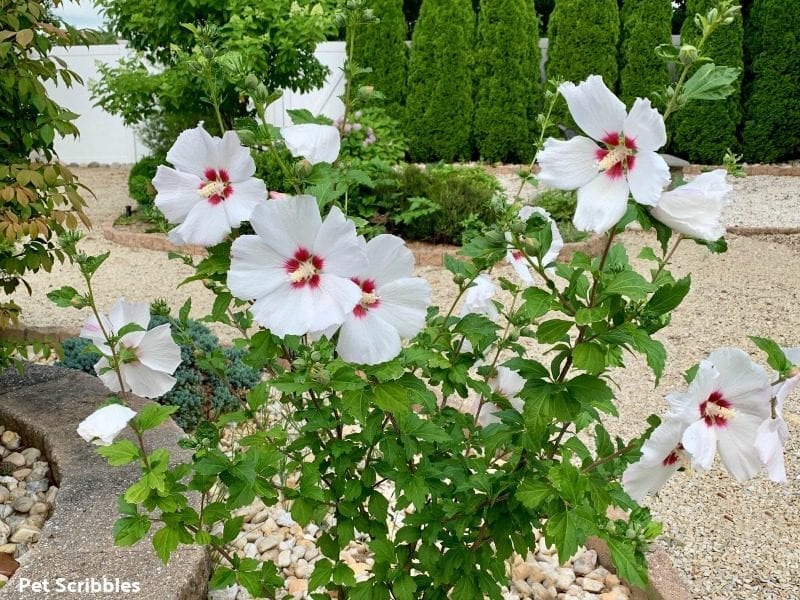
[{"xmin": 46, "ymin": 37, "xmax": 681, "ymax": 165}]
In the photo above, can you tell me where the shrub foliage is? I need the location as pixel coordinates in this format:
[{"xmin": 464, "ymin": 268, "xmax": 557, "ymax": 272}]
[
  {"xmin": 669, "ymin": 0, "xmax": 744, "ymax": 163},
  {"xmin": 405, "ymin": 0, "xmax": 475, "ymax": 162},
  {"xmin": 619, "ymin": 0, "xmax": 672, "ymax": 107},
  {"xmin": 473, "ymin": 0, "xmax": 542, "ymax": 163},
  {"xmin": 740, "ymin": 0, "xmax": 800, "ymax": 163}
]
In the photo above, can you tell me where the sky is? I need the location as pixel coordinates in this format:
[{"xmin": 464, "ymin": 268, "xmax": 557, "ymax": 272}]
[{"xmin": 52, "ymin": 0, "xmax": 105, "ymax": 29}]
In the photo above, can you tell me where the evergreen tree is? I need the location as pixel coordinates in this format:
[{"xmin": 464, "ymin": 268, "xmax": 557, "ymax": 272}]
[
  {"xmin": 740, "ymin": 0, "xmax": 800, "ymax": 162},
  {"xmin": 405, "ymin": 0, "xmax": 475, "ymax": 161},
  {"xmin": 669, "ymin": 0, "xmax": 743, "ymax": 163},
  {"xmin": 352, "ymin": 0, "xmax": 408, "ymax": 120},
  {"xmin": 473, "ymin": 0, "xmax": 542, "ymax": 162},
  {"xmin": 619, "ymin": 0, "xmax": 672, "ymax": 107},
  {"xmin": 547, "ymin": 0, "xmax": 619, "ymax": 89}
]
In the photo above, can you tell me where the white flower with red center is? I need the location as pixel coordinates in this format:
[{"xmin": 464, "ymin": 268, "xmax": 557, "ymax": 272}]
[
  {"xmin": 672, "ymin": 347, "xmax": 772, "ymax": 480},
  {"xmin": 152, "ymin": 125, "xmax": 267, "ymax": 247},
  {"xmin": 651, "ymin": 169, "xmax": 732, "ymax": 241},
  {"xmin": 537, "ymin": 75, "xmax": 670, "ymax": 234},
  {"xmin": 622, "ymin": 416, "xmax": 692, "ymax": 501},
  {"xmin": 325, "ymin": 234, "xmax": 431, "ymax": 365},
  {"xmin": 755, "ymin": 347, "xmax": 800, "ymax": 483},
  {"xmin": 227, "ymin": 195, "xmax": 368, "ymax": 337},
  {"xmin": 281, "ymin": 123, "xmax": 341, "ymax": 165},
  {"xmin": 80, "ymin": 298, "xmax": 182, "ymax": 399},
  {"xmin": 77, "ymin": 404, "xmax": 138, "ymax": 446},
  {"xmin": 460, "ymin": 274, "xmax": 499, "ymax": 321},
  {"xmin": 476, "ymin": 366, "xmax": 525, "ymax": 426},
  {"xmin": 506, "ymin": 206, "xmax": 564, "ymax": 285}
]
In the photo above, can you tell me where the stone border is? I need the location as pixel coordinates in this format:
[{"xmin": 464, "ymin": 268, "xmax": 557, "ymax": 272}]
[
  {"xmin": 102, "ymin": 222, "xmax": 207, "ymax": 256},
  {"xmin": 0, "ymin": 326, "xmax": 79, "ymax": 345},
  {"xmin": 0, "ymin": 365, "xmax": 209, "ymax": 600}
]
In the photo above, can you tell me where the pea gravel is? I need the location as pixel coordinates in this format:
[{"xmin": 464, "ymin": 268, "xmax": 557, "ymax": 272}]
[{"xmin": 4, "ymin": 166, "xmax": 800, "ymax": 599}]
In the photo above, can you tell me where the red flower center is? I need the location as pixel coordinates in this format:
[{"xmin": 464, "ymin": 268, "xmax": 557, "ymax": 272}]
[
  {"xmin": 198, "ymin": 168, "xmax": 233, "ymax": 205},
  {"xmin": 285, "ymin": 247, "xmax": 324, "ymax": 289},
  {"xmin": 699, "ymin": 390, "xmax": 733, "ymax": 428},
  {"xmin": 596, "ymin": 133, "xmax": 637, "ymax": 180},
  {"xmin": 351, "ymin": 277, "xmax": 380, "ymax": 318},
  {"xmin": 662, "ymin": 443, "xmax": 686, "ymax": 467}
]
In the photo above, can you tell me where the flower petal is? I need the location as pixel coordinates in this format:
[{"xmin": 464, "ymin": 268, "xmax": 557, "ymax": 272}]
[
  {"xmin": 372, "ymin": 277, "xmax": 431, "ymax": 338},
  {"xmin": 218, "ymin": 130, "xmax": 257, "ymax": 181},
  {"xmin": 309, "ymin": 275, "xmax": 363, "ymax": 333},
  {"xmin": 537, "ymin": 137, "xmax": 602, "ymax": 190},
  {"xmin": 95, "ymin": 357, "xmax": 122, "ymax": 393},
  {"xmin": 622, "ymin": 459, "xmax": 681, "ymax": 502},
  {"xmin": 336, "ymin": 310, "xmax": 402, "ymax": 365},
  {"xmin": 249, "ymin": 195, "xmax": 321, "ymax": 258},
  {"xmin": 281, "ymin": 124, "xmax": 341, "ymax": 165},
  {"xmin": 121, "ymin": 362, "xmax": 177, "ymax": 398},
  {"xmin": 681, "ymin": 419, "xmax": 717, "ymax": 472},
  {"xmin": 77, "ymin": 404, "xmax": 137, "ymax": 446},
  {"xmin": 228, "ymin": 236, "xmax": 289, "ymax": 301},
  {"xmin": 313, "ymin": 206, "xmax": 368, "ymax": 277},
  {"xmin": 651, "ymin": 170, "xmax": 730, "ymax": 241},
  {"xmin": 152, "ymin": 166, "xmax": 204, "ymax": 224},
  {"xmin": 756, "ymin": 418, "xmax": 788, "ymax": 483},
  {"xmin": 559, "ymin": 75, "xmax": 627, "ymax": 142},
  {"xmin": 623, "ymin": 98, "xmax": 667, "ymax": 152},
  {"xmin": 627, "ymin": 150, "xmax": 670, "ymax": 207},
  {"xmin": 135, "ymin": 324, "xmax": 182, "ymax": 374},
  {"xmin": 222, "ymin": 177, "xmax": 266, "ymax": 226},
  {"xmin": 506, "ymin": 249, "xmax": 534, "ymax": 285},
  {"xmin": 573, "ymin": 173, "xmax": 630, "ymax": 234},
  {"xmin": 109, "ymin": 298, "xmax": 151, "ymax": 333},
  {"xmin": 169, "ymin": 200, "xmax": 232, "ymax": 247},
  {"xmin": 364, "ymin": 234, "xmax": 415, "ymax": 285},
  {"xmin": 166, "ymin": 125, "xmax": 219, "ymax": 178},
  {"xmin": 249, "ymin": 285, "xmax": 315, "ymax": 337},
  {"xmin": 710, "ymin": 347, "xmax": 772, "ymax": 417},
  {"xmin": 716, "ymin": 412, "xmax": 767, "ymax": 481}
]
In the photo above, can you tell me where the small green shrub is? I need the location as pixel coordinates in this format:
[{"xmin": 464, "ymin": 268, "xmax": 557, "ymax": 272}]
[
  {"xmin": 337, "ymin": 107, "xmax": 407, "ymax": 165},
  {"xmin": 59, "ymin": 316, "xmax": 260, "ymax": 431},
  {"xmin": 385, "ymin": 164, "xmax": 502, "ymax": 245},
  {"xmin": 128, "ymin": 154, "xmax": 165, "ymax": 207},
  {"xmin": 252, "ymin": 146, "xmax": 295, "ymax": 195}
]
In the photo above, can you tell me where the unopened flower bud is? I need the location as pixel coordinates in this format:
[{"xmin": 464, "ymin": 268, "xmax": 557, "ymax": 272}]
[
  {"xmin": 293, "ymin": 357, "xmax": 307, "ymax": 370},
  {"xmin": 310, "ymin": 351, "xmax": 322, "ymax": 362},
  {"xmin": 202, "ymin": 46, "xmax": 214, "ymax": 60},
  {"xmin": 358, "ymin": 85, "xmax": 374, "ymax": 99},
  {"xmin": 294, "ymin": 159, "xmax": 313, "ymax": 178},
  {"xmin": 244, "ymin": 74, "xmax": 259, "ymax": 90},
  {"xmin": 679, "ymin": 45, "xmax": 698, "ymax": 65},
  {"xmin": 508, "ymin": 328, "xmax": 520, "ymax": 342},
  {"xmin": 511, "ymin": 221, "xmax": 527, "ymax": 235},
  {"xmin": 310, "ymin": 363, "xmax": 331, "ymax": 386}
]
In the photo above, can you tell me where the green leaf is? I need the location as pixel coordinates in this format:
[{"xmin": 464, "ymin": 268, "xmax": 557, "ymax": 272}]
[
  {"xmin": 628, "ymin": 329, "xmax": 667, "ymax": 384},
  {"xmin": 152, "ymin": 526, "xmax": 179, "ymax": 564},
  {"xmin": 516, "ymin": 479, "xmax": 551, "ymax": 509},
  {"xmin": 97, "ymin": 439, "xmax": 140, "ymax": 466},
  {"xmin": 291, "ymin": 497, "xmax": 316, "ymax": 526},
  {"xmin": 332, "ymin": 562, "xmax": 356, "ymax": 586},
  {"xmin": 46, "ymin": 286, "xmax": 82, "ymax": 308},
  {"xmin": 565, "ymin": 375, "xmax": 616, "ymax": 416},
  {"xmin": 600, "ymin": 270, "xmax": 654, "ymax": 301},
  {"xmin": 132, "ymin": 403, "xmax": 178, "ymax": 431},
  {"xmin": 749, "ymin": 336, "xmax": 793, "ymax": 374},
  {"xmin": 454, "ymin": 313, "xmax": 500, "ymax": 349},
  {"xmin": 341, "ymin": 388, "xmax": 371, "ymax": 421},
  {"xmin": 222, "ymin": 517, "xmax": 244, "ymax": 544},
  {"xmin": 646, "ymin": 276, "xmax": 691, "ymax": 315},
  {"xmin": 392, "ymin": 573, "xmax": 417, "ymax": 600},
  {"xmin": 536, "ymin": 319, "xmax": 573, "ymax": 343},
  {"xmin": 398, "ymin": 413, "xmax": 450, "ymax": 444},
  {"xmin": 124, "ymin": 478, "xmax": 151, "ymax": 504},
  {"xmin": 545, "ymin": 509, "xmax": 581, "ymax": 564},
  {"xmin": 522, "ymin": 287, "xmax": 553, "ymax": 319},
  {"xmin": 681, "ymin": 63, "xmax": 740, "ymax": 102},
  {"xmin": 373, "ymin": 382, "xmax": 410, "ymax": 415},
  {"xmin": 369, "ymin": 538, "xmax": 395, "ymax": 565},
  {"xmin": 209, "ymin": 567, "xmax": 236, "ymax": 590},
  {"xmin": 574, "ymin": 306, "xmax": 609, "ymax": 326},
  {"xmin": 572, "ymin": 342, "xmax": 606, "ymax": 375},
  {"xmin": 604, "ymin": 536, "xmax": 648, "ymax": 589},
  {"xmin": 452, "ymin": 576, "xmax": 479, "ymax": 600},
  {"xmin": 113, "ymin": 514, "xmax": 151, "ymax": 547}
]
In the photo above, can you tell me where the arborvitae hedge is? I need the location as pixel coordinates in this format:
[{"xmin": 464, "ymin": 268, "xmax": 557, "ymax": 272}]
[
  {"xmin": 741, "ymin": 0, "xmax": 800, "ymax": 163},
  {"xmin": 547, "ymin": 0, "xmax": 619, "ymax": 89},
  {"xmin": 473, "ymin": 0, "xmax": 542, "ymax": 163},
  {"xmin": 405, "ymin": 0, "xmax": 475, "ymax": 162},
  {"xmin": 619, "ymin": 0, "xmax": 672, "ymax": 107},
  {"xmin": 669, "ymin": 0, "xmax": 743, "ymax": 163},
  {"xmin": 352, "ymin": 0, "xmax": 408, "ymax": 121}
]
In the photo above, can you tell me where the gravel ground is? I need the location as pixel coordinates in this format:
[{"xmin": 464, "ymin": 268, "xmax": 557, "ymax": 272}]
[{"xmin": 4, "ymin": 166, "xmax": 800, "ymax": 599}]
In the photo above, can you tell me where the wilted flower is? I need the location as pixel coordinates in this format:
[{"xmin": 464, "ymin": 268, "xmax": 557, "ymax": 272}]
[
  {"xmin": 506, "ymin": 206, "xmax": 564, "ymax": 285},
  {"xmin": 460, "ymin": 274, "xmax": 499, "ymax": 320},
  {"xmin": 77, "ymin": 404, "xmax": 138, "ymax": 446},
  {"xmin": 281, "ymin": 123, "xmax": 341, "ymax": 165},
  {"xmin": 537, "ymin": 75, "xmax": 670, "ymax": 234},
  {"xmin": 476, "ymin": 366, "xmax": 525, "ymax": 426},
  {"xmin": 153, "ymin": 125, "xmax": 267, "ymax": 247},
  {"xmin": 651, "ymin": 169, "xmax": 732, "ymax": 241}
]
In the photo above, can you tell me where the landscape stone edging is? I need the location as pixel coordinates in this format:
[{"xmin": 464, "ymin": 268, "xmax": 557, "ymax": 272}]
[{"xmin": 0, "ymin": 364, "xmax": 209, "ymax": 600}]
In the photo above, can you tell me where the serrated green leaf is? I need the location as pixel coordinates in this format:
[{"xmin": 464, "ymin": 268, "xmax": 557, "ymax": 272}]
[
  {"xmin": 113, "ymin": 514, "xmax": 151, "ymax": 547},
  {"xmin": 515, "ymin": 478, "xmax": 551, "ymax": 509},
  {"xmin": 605, "ymin": 536, "xmax": 648, "ymax": 588},
  {"xmin": 97, "ymin": 439, "xmax": 140, "ymax": 466},
  {"xmin": 522, "ymin": 287, "xmax": 553, "ymax": 319},
  {"xmin": 536, "ymin": 319, "xmax": 573, "ymax": 343},
  {"xmin": 749, "ymin": 336, "xmax": 792, "ymax": 373},
  {"xmin": 600, "ymin": 270, "xmax": 654, "ymax": 301},
  {"xmin": 373, "ymin": 382, "xmax": 410, "ymax": 415},
  {"xmin": 398, "ymin": 413, "xmax": 450, "ymax": 443},
  {"xmin": 646, "ymin": 276, "xmax": 691, "ymax": 315},
  {"xmin": 209, "ymin": 566, "xmax": 236, "ymax": 590},
  {"xmin": 392, "ymin": 573, "xmax": 417, "ymax": 600},
  {"xmin": 132, "ymin": 403, "xmax": 178, "ymax": 432},
  {"xmin": 573, "ymin": 342, "xmax": 606, "ymax": 375},
  {"xmin": 152, "ymin": 525, "xmax": 179, "ymax": 564}
]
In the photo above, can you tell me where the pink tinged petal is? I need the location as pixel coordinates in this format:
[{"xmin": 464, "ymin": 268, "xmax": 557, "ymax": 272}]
[
  {"xmin": 506, "ymin": 249, "xmax": 534, "ymax": 285},
  {"xmin": 108, "ymin": 298, "xmax": 150, "ymax": 333},
  {"xmin": 372, "ymin": 277, "xmax": 431, "ymax": 339},
  {"xmin": 537, "ymin": 137, "xmax": 602, "ymax": 190},
  {"xmin": 281, "ymin": 124, "xmax": 341, "ymax": 165},
  {"xmin": 573, "ymin": 173, "xmax": 630, "ymax": 234},
  {"xmin": 622, "ymin": 98, "xmax": 667, "ymax": 152},
  {"xmin": 364, "ymin": 234, "xmax": 415, "ymax": 285},
  {"xmin": 622, "ymin": 459, "xmax": 681, "ymax": 502},
  {"xmin": 228, "ymin": 236, "xmax": 289, "ymax": 301},
  {"xmin": 135, "ymin": 324, "xmax": 182, "ymax": 374},
  {"xmin": 336, "ymin": 310, "xmax": 402, "ymax": 365},
  {"xmin": 77, "ymin": 404, "xmax": 137, "ymax": 446},
  {"xmin": 218, "ymin": 130, "xmax": 257, "ymax": 181},
  {"xmin": 682, "ymin": 419, "xmax": 718, "ymax": 472},
  {"xmin": 221, "ymin": 177, "xmax": 267, "ymax": 227},
  {"xmin": 121, "ymin": 362, "xmax": 177, "ymax": 398},
  {"xmin": 249, "ymin": 195, "xmax": 322, "ymax": 258},
  {"xmin": 626, "ymin": 150, "xmax": 670, "ymax": 207},
  {"xmin": 710, "ymin": 347, "xmax": 772, "ymax": 417},
  {"xmin": 166, "ymin": 125, "xmax": 220, "ymax": 178},
  {"xmin": 80, "ymin": 313, "xmax": 113, "ymax": 352},
  {"xmin": 638, "ymin": 417, "xmax": 689, "ymax": 463},
  {"xmin": 169, "ymin": 200, "xmax": 233, "ymax": 247},
  {"xmin": 715, "ymin": 412, "xmax": 766, "ymax": 481},
  {"xmin": 756, "ymin": 418, "xmax": 788, "ymax": 483},
  {"xmin": 559, "ymin": 76, "xmax": 627, "ymax": 141},
  {"xmin": 313, "ymin": 206, "xmax": 368, "ymax": 277},
  {"xmin": 152, "ymin": 166, "xmax": 204, "ymax": 223}
]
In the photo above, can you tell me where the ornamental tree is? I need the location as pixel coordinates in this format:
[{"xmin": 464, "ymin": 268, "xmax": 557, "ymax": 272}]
[
  {"xmin": 740, "ymin": 0, "xmax": 800, "ymax": 163},
  {"xmin": 351, "ymin": 0, "xmax": 408, "ymax": 121},
  {"xmin": 473, "ymin": 0, "xmax": 542, "ymax": 163},
  {"xmin": 669, "ymin": 0, "xmax": 744, "ymax": 163},
  {"xmin": 405, "ymin": 0, "xmax": 475, "ymax": 162},
  {"xmin": 619, "ymin": 0, "xmax": 672, "ymax": 107}
]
